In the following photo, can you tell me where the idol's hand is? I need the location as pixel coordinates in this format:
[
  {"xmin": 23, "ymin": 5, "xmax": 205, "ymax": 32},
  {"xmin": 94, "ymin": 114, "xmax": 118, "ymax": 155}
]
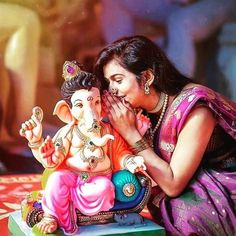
[
  {"xmin": 125, "ymin": 155, "xmax": 146, "ymax": 174},
  {"xmin": 19, "ymin": 106, "xmax": 43, "ymax": 143},
  {"xmin": 40, "ymin": 136, "xmax": 64, "ymax": 168}
]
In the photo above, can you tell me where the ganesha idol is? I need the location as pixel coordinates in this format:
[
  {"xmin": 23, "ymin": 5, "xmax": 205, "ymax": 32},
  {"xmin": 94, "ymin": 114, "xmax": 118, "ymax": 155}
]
[{"xmin": 19, "ymin": 61, "xmax": 152, "ymax": 235}]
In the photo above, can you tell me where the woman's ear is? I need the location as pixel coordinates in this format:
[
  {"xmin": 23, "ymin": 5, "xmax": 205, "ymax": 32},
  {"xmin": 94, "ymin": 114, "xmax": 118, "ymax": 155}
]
[{"xmin": 141, "ymin": 69, "xmax": 155, "ymax": 86}]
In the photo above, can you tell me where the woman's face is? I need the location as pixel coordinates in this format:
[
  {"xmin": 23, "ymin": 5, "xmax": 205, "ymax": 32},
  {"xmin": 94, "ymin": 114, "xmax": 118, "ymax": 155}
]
[{"xmin": 103, "ymin": 59, "xmax": 144, "ymax": 107}]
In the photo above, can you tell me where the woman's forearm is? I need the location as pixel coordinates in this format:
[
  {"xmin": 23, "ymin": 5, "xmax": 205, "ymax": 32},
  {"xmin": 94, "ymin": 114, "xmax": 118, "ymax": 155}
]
[
  {"xmin": 124, "ymin": 130, "xmax": 177, "ymax": 196},
  {"xmin": 138, "ymin": 148, "xmax": 178, "ymax": 196}
]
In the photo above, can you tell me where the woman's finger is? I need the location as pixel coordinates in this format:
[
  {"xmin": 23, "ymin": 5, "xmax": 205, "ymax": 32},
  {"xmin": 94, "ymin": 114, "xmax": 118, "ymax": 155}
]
[
  {"xmin": 103, "ymin": 96, "xmax": 116, "ymax": 113},
  {"xmin": 110, "ymin": 93, "xmax": 123, "ymax": 108},
  {"xmin": 103, "ymin": 95, "xmax": 124, "ymax": 121},
  {"xmin": 105, "ymin": 92, "xmax": 122, "ymax": 110},
  {"xmin": 109, "ymin": 92, "xmax": 134, "ymax": 113},
  {"xmin": 121, "ymin": 99, "xmax": 134, "ymax": 112}
]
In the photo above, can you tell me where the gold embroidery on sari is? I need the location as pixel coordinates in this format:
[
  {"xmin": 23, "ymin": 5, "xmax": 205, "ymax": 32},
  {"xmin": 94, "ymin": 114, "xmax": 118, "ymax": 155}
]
[
  {"xmin": 171, "ymin": 89, "xmax": 194, "ymax": 112},
  {"xmin": 188, "ymin": 94, "xmax": 195, "ymax": 102},
  {"xmin": 160, "ymin": 141, "xmax": 175, "ymax": 153},
  {"xmin": 174, "ymin": 110, "xmax": 182, "ymax": 120}
]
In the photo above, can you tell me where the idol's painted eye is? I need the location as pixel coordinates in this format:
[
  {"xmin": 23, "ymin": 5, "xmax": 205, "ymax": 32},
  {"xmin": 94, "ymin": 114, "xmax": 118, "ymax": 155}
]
[
  {"xmin": 75, "ymin": 103, "xmax": 83, "ymax": 108},
  {"xmin": 95, "ymin": 100, "xmax": 101, "ymax": 105}
]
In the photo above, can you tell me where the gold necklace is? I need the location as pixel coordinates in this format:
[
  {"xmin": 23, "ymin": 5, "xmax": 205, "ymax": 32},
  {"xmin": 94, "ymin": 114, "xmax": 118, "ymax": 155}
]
[
  {"xmin": 149, "ymin": 93, "xmax": 169, "ymax": 146},
  {"xmin": 74, "ymin": 126, "xmax": 105, "ymax": 169},
  {"xmin": 147, "ymin": 92, "xmax": 166, "ymax": 113}
]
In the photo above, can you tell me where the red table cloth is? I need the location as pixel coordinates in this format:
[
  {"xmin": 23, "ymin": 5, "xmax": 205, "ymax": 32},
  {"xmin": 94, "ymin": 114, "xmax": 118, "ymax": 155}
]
[{"xmin": 0, "ymin": 174, "xmax": 41, "ymax": 236}]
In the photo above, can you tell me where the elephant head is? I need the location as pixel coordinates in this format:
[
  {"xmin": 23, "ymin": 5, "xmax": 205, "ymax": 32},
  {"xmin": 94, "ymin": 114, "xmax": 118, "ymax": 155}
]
[{"xmin": 53, "ymin": 87, "xmax": 114, "ymax": 146}]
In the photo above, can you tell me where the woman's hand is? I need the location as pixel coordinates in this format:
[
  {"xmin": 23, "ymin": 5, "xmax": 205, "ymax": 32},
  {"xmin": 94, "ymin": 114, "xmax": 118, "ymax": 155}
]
[
  {"xmin": 102, "ymin": 91, "xmax": 140, "ymax": 141},
  {"xmin": 135, "ymin": 110, "xmax": 151, "ymax": 136}
]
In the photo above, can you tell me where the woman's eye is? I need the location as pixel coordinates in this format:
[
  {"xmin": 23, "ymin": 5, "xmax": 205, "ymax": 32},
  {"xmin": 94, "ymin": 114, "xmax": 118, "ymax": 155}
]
[{"xmin": 116, "ymin": 80, "xmax": 122, "ymax": 84}]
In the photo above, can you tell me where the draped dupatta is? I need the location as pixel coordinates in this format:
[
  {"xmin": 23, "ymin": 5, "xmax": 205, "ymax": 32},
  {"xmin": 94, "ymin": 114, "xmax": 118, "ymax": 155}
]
[{"xmin": 156, "ymin": 85, "xmax": 236, "ymax": 163}]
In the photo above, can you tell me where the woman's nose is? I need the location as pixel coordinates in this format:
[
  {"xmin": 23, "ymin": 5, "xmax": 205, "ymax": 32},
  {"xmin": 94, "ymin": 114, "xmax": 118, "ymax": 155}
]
[{"xmin": 110, "ymin": 87, "xmax": 118, "ymax": 95}]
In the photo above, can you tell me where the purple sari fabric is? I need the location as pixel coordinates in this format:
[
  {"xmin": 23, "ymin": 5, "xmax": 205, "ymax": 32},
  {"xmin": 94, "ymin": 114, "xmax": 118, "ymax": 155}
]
[{"xmin": 149, "ymin": 85, "xmax": 236, "ymax": 236}]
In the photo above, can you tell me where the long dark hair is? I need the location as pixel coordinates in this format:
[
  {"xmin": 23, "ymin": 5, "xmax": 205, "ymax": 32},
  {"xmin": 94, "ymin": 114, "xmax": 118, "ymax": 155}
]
[
  {"xmin": 94, "ymin": 35, "xmax": 192, "ymax": 95},
  {"xmin": 61, "ymin": 61, "xmax": 101, "ymax": 107}
]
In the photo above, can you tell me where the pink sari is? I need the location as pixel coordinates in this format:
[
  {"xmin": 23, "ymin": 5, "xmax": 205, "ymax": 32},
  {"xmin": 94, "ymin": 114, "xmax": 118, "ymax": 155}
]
[{"xmin": 149, "ymin": 85, "xmax": 236, "ymax": 235}]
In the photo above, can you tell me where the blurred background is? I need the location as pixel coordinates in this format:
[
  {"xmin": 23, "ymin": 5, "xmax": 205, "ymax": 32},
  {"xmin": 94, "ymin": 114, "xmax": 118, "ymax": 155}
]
[{"xmin": 0, "ymin": 0, "xmax": 236, "ymax": 174}]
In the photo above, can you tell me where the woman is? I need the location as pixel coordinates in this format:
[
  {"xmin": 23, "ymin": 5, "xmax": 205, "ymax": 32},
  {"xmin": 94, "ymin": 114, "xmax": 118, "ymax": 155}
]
[{"xmin": 94, "ymin": 35, "xmax": 236, "ymax": 235}]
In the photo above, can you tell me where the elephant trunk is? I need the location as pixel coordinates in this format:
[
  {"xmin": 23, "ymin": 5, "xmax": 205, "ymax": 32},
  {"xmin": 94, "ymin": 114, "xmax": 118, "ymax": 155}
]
[{"xmin": 91, "ymin": 134, "xmax": 114, "ymax": 147}]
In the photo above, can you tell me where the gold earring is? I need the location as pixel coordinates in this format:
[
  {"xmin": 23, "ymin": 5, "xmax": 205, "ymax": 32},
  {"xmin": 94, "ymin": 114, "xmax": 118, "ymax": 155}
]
[{"xmin": 144, "ymin": 83, "xmax": 150, "ymax": 95}]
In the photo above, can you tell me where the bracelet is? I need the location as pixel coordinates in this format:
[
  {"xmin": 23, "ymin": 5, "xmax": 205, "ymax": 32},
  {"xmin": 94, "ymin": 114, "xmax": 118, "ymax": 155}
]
[
  {"xmin": 130, "ymin": 138, "xmax": 150, "ymax": 155},
  {"xmin": 28, "ymin": 138, "xmax": 44, "ymax": 149}
]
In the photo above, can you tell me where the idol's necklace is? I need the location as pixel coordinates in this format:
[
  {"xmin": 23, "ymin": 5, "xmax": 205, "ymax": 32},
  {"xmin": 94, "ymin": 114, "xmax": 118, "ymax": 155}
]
[
  {"xmin": 74, "ymin": 126, "xmax": 105, "ymax": 169},
  {"xmin": 149, "ymin": 93, "xmax": 169, "ymax": 144}
]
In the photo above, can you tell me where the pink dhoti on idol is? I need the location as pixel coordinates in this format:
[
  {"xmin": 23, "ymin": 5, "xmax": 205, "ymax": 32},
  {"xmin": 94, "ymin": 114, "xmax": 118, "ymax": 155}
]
[{"xmin": 42, "ymin": 170, "xmax": 115, "ymax": 234}]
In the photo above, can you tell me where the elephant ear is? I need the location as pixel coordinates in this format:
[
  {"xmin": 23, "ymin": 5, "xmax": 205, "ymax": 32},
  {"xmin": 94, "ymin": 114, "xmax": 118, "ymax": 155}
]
[
  {"xmin": 101, "ymin": 102, "xmax": 109, "ymax": 122},
  {"xmin": 53, "ymin": 100, "xmax": 74, "ymax": 124}
]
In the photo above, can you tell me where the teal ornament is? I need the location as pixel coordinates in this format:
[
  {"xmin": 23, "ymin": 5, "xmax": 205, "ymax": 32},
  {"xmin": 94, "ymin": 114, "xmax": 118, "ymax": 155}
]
[{"xmin": 112, "ymin": 170, "xmax": 141, "ymax": 202}]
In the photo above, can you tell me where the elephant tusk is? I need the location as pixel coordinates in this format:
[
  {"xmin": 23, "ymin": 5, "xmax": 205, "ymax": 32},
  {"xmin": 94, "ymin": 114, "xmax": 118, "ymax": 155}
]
[{"xmin": 91, "ymin": 134, "xmax": 114, "ymax": 147}]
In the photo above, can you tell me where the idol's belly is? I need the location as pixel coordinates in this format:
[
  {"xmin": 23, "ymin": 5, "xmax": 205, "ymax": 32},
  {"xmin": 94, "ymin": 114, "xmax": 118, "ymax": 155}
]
[{"xmin": 65, "ymin": 153, "xmax": 111, "ymax": 172}]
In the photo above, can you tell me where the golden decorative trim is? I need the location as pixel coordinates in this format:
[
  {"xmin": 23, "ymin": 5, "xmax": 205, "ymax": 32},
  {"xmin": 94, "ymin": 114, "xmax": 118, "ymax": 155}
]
[
  {"xmin": 160, "ymin": 141, "xmax": 175, "ymax": 153},
  {"xmin": 123, "ymin": 183, "xmax": 136, "ymax": 197},
  {"xmin": 72, "ymin": 168, "xmax": 112, "ymax": 182},
  {"xmin": 62, "ymin": 60, "xmax": 81, "ymax": 81},
  {"xmin": 24, "ymin": 174, "xmax": 151, "ymax": 227},
  {"xmin": 76, "ymin": 173, "xmax": 152, "ymax": 225}
]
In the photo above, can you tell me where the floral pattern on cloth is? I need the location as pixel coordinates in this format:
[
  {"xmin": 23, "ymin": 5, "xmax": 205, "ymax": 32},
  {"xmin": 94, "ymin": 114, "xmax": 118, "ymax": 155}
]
[
  {"xmin": 149, "ymin": 85, "xmax": 236, "ymax": 236},
  {"xmin": 0, "ymin": 174, "xmax": 41, "ymax": 236},
  {"xmin": 158, "ymin": 85, "xmax": 236, "ymax": 162}
]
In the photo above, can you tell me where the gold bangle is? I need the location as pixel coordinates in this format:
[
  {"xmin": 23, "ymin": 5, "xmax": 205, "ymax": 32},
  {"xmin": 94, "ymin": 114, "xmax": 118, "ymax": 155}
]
[
  {"xmin": 131, "ymin": 139, "xmax": 149, "ymax": 155},
  {"xmin": 28, "ymin": 138, "xmax": 44, "ymax": 149}
]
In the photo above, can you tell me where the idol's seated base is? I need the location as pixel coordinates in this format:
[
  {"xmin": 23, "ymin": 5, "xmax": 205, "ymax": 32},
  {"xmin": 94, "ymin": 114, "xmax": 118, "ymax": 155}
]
[{"xmin": 8, "ymin": 170, "xmax": 166, "ymax": 235}]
